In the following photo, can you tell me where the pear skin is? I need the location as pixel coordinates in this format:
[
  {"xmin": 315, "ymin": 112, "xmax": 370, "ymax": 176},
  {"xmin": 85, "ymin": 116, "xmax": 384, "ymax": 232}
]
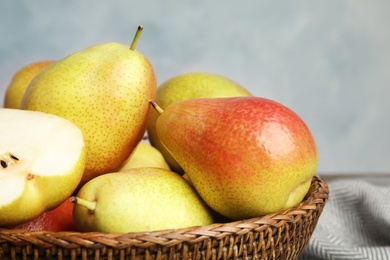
[
  {"xmin": 119, "ymin": 141, "xmax": 170, "ymax": 171},
  {"xmin": 21, "ymin": 27, "xmax": 157, "ymax": 186},
  {"xmin": 4, "ymin": 60, "xmax": 54, "ymax": 109},
  {"xmin": 153, "ymin": 97, "xmax": 318, "ymax": 220},
  {"xmin": 10, "ymin": 198, "xmax": 76, "ymax": 231},
  {"xmin": 71, "ymin": 168, "xmax": 215, "ymax": 233},
  {"xmin": 147, "ymin": 73, "xmax": 251, "ymax": 174}
]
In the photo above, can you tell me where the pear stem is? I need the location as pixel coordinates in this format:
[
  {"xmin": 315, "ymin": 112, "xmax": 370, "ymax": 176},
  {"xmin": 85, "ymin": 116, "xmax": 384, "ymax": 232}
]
[
  {"xmin": 69, "ymin": 196, "xmax": 97, "ymax": 212},
  {"xmin": 130, "ymin": 25, "xmax": 143, "ymax": 51},
  {"xmin": 149, "ymin": 100, "xmax": 164, "ymax": 114}
]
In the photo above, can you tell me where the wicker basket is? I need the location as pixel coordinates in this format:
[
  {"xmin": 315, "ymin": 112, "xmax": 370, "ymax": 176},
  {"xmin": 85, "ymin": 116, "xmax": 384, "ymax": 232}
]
[{"xmin": 0, "ymin": 175, "xmax": 328, "ymax": 260}]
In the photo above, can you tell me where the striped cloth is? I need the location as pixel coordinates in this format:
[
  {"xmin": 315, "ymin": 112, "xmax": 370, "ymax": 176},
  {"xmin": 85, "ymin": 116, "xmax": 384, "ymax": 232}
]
[{"xmin": 299, "ymin": 177, "xmax": 390, "ymax": 260}]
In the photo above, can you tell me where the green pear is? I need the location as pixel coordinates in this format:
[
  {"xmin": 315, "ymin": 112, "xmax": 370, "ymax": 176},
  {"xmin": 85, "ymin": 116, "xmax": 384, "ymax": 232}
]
[
  {"xmin": 21, "ymin": 26, "xmax": 157, "ymax": 187},
  {"xmin": 151, "ymin": 97, "xmax": 318, "ymax": 220},
  {"xmin": 70, "ymin": 168, "xmax": 215, "ymax": 233},
  {"xmin": 147, "ymin": 72, "xmax": 251, "ymax": 174},
  {"xmin": 3, "ymin": 60, "xmax": 54, "ymax": 108},
  {"xmin": 0, "ymin": 108, "xmax": 85, "ymax": 227},
  {"xmin": 119, "ymin": 141, "xmax": 170, "ymax": 171}
]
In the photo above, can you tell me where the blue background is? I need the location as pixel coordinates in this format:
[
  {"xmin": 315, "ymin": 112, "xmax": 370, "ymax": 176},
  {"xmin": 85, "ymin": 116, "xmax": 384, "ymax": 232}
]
[{"xmin": 1, "ymin": 1, "xmax": 389, "ymax": 175}]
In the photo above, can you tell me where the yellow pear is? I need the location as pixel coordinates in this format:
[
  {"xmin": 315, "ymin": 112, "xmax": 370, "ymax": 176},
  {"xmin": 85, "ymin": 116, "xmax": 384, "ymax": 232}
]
[
  {"xmin": 119, "ymin": 141, "xmax": 170, "ymax": 171},
  {"xmin": 21, "ymin": 26, "xmax": 157, "ymax": 186},
  {"xmin": 3, "ymin": 60, "xmax": 54, "ymax": 108},
  {"xmin": 0, "ymin": 108, "xmax": 85, "ymax": 227},
  {"xmin": 147, "ymin": 72, "xmax": 251, "ymax": 174},
  {"xmin": 71, "ymin": 168, "xmax": 215, "ymax": 233}
]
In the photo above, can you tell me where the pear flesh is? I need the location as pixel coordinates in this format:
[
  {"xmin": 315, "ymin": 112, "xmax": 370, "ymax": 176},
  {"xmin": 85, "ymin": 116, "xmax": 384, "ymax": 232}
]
[
  {"xmin": 0, "ymin": 108, "xmax": 86, "ymax": 227},
  {"xmin": 154, "ymin": 97, "xmax": 318, "ymax": 220},
  {"xmin": 21, "ymin": 40, "xmax": 157, "ymax": 186},
  {"xmin": 71, "ymin": 168, "xmax": 215, "ymax": 233}
]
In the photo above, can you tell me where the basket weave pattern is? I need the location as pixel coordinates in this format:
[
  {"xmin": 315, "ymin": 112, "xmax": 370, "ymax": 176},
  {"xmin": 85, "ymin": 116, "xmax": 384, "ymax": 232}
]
[{"xmin": 0, "ymin": 175, "xmax": 328, "ymax": 260}]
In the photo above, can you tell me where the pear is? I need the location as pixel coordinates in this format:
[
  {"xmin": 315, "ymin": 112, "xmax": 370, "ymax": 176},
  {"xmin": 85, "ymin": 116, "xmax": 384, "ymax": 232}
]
[
  {"xmin": 119, "ymin": 141, "xmax": 170, "ymax": 171},
  {"xmin": 147, "ymin": 72, "xmax": 251, "ymax": 174},
  {"xmin": 3, "ymin": 60, "xmax": 54, "ymax": 108},
  {"xmin": 21, "ymin": 26, "xmax": 157, "ymax": 186},
  {"xmin": 11, "ymin": 198, "xmax": 76, "ymax": 232},
  {"xmin": 151, "ymin": 97, "xmax": 318, "ymax": 220},
  {"xmin": 0, "ymin": 108, "xmax": 85, "ymax": 227},
  {"xmin": 70, "ymin": 168, "xmax": 215, "ymax": 233}
]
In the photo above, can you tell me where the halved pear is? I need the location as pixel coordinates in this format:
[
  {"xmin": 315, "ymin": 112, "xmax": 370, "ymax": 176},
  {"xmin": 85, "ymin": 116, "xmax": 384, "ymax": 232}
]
[{"xmin": 0, "ymin": 108, "xmax": 86, "ymax": 227}]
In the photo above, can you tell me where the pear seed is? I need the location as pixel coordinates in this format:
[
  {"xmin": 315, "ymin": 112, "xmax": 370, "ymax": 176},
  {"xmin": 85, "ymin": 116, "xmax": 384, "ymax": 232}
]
[
  {"xmin": 1, "ymin": 160, "xmax": 7, "ymax": 168},
  {"xmin": 0, "ymin": 152, "xmax": 19, "ymax": 168},
  {"xmin": 10, "ymin": 154, "xmax": 19, "ymax": 161}
]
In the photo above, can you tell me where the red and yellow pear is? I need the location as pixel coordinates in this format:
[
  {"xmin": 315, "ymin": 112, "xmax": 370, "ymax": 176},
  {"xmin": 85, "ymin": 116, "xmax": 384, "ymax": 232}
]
[
  {"xmin": 151, "ymin": 97, "xmax": 318, "ymax": 220},
  {"xmin": 147, "ymin": 73, "xmax": 251, "ymax": 174},
  {"xmin": 11, "ymin": 198, "xmax": 76, "ymax": 232}
]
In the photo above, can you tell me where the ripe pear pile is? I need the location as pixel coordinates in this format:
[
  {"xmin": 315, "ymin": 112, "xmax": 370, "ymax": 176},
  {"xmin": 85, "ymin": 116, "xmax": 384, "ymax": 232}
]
[{"xmin": 0, "ymin": 25, "xmax": 318, "ymax": 233}]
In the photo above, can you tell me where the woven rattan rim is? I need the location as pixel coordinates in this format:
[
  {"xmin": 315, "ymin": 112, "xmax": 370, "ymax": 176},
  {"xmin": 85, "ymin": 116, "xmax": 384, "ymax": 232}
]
[{"xmin": 0, "ymin": 175, "xmax": 329, "ymax": 260}]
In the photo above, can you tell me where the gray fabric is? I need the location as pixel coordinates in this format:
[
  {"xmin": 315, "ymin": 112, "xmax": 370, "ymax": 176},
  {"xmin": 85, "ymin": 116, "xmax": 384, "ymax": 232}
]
[{"xmin": 300, "ymin": 177, "xmax": 390, "ymax": 260}]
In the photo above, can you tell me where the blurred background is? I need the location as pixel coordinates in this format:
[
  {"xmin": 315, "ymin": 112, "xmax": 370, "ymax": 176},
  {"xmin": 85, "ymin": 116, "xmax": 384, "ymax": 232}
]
[{"xmin": 1, "ymin": 1, "xmax": 389, "ymax": 175}]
